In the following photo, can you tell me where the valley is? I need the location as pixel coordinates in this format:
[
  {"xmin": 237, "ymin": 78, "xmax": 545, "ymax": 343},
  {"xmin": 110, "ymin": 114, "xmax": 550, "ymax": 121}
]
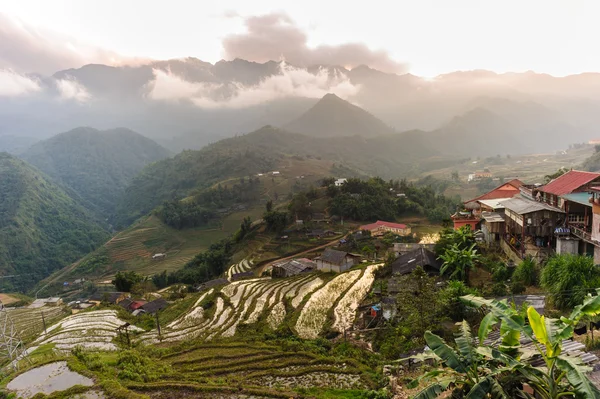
[{"xmin": 3, "ymin": 55, "xmax": 600, "ymax": 399}]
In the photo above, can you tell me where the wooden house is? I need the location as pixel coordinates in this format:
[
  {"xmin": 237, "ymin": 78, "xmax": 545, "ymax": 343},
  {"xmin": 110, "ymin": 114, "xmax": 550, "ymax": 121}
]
[
  {"xmin": 315, "ymin": 249, "xmax": 361, "ymax": 273},
  {"xmin": 272, "ymin": 258, "xmax": 316, "ymax": 278},
  {"xmin": 502, "ymin": 196, "xmax": 565, "ymax": 261},
  {"xmin": 391, "ymin": 248, "xmax": 441, "ymax": 275}
]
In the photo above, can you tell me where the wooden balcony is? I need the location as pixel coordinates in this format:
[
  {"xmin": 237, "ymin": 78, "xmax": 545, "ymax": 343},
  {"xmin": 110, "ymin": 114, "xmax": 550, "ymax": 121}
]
[{"xmin": 570, "ymin": 225, "xmax": 592, "ymax": 243}]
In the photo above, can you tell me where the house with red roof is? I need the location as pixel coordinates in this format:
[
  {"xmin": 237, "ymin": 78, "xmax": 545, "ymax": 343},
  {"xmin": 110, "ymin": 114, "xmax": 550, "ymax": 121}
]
[
  {"xmin": 359, "ymin": 220, "xmax": 411, "ymax": 237},
  {"xmin": 465, "ymin": 179, "xmax": 524, "ymax": 209},
  {"xmin": 452, "ymin": 179, "xmax": 524, "ymax": 232},
  {"xmin": 537, "ymin": 170, "xmax": 600, "ymax": 208}
]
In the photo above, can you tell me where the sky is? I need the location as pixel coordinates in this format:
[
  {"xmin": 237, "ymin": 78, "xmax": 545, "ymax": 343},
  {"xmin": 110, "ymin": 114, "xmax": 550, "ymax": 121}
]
[{"xmin": 1, "ymin": 0, "xmax": 600, "ymax": 77}]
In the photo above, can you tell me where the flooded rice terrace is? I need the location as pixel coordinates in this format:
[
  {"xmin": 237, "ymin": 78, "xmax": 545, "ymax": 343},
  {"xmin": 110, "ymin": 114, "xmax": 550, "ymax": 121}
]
[{"xmin": 6, "ymin": 361, "xmax": 100, "ymax": 398}]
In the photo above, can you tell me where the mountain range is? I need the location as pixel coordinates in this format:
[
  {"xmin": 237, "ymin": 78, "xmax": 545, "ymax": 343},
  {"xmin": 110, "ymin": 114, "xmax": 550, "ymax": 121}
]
[{"xmin": 3, "ymin": 58, "xmax": 600, "ymax": 155}]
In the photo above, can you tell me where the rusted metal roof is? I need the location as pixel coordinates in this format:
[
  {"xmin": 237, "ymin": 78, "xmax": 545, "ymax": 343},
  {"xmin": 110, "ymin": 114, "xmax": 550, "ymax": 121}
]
[{"xmin": 540, "ymin": 170, "xmax": 600, "ymax": 196}]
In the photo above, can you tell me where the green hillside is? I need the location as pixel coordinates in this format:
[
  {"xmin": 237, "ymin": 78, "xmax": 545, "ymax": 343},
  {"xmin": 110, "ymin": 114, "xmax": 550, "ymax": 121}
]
[
  {"xmin": 115, "ymin": 125, "xmax": 448, "ymax": 227},
  {"xmin": 0, "ymin": 153, "xmax": 109, "ymax": 290},
  {"xmin": 21, "ymin": 127, "xmax": 170, "ymax": 221}
]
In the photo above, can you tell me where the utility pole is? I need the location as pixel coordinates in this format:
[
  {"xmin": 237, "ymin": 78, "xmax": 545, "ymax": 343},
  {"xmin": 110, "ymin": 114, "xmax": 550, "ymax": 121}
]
[
  {"xmin": 0, "ymin": 300, "xmax": 30, "ymax": 371},
  {"xmin": 155, "ymin": 311, "xmax": 161, "ymax": 341},
  {"xmin": 41, "ymin": 311, "xmax": 47, "ymax": 334}
]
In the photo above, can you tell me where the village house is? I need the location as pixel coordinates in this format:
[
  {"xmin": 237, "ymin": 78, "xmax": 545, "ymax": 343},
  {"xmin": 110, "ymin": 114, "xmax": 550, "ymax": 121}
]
[
  {"xmin": 501, "ymin": 191, "xmax": 565, "ymax": 262},
  {"xmin": 272, "ymin": 258, "xmax": 316, "ymax": 278},
  {"xmin": 391, "ymin": 248, "xmax": 442, "ymax": 275},
  {"xmin": 533, "ymin": 170, "xmax": 600, "ymax": 259},
  {"xmin": 586, "ymin": 187, "xmax": 600, "ymax": 263},
  {"xmin": 315, "ymin": 248, "xmax": 361, "ymax": 273},
  {"xmin": 452, "ymin": 179, "xmax": 524, "ymax": 232},
  {"xmin": 468, "ymin": 171, "xmax": 493, "ymax": 182},
  {"xmin": 306, "ymin": 229, "xmax": 336, "ymax": 238},
  {"xmin": 230, "ymin": 271, "xmax": 254, "ymax": 281},
  {"xmin": 335, "ymin": 178, "xmax": 347, "ymax": 186},
  {"xmin": 45, "ymin": 297, "xmax": 63, "ymax": 306},
  {"xmin": 140, "ymin": 298, "xmax": 169, "ymax": 315},
  {"xmin": 359, "ymin": 220, "xmax": 411, "ymax": 237},
  {"xmin": 393, "ymin": 242, "xmax": 436, "ymax": 257}
]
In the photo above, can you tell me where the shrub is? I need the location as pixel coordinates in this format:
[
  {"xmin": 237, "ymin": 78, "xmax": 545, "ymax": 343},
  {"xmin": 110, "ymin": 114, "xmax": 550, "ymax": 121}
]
[
  {"xmin": 71, "ymin": 346, "xmax": 106, "ymax": 372},
  {"xmin": 438, "ymin": 280, "xmax": 478, "ymax": 321},
  {"xmin": 512, "ymin": 257, "xmax": 538, "ymax": 286},
  {"xmin": 541, "ymin": 254, "xmax": 600, "ymax": 309},
  {"xmin": 117, "ymin": 350, "xmax": 168, "ymax": 382},
  {"xmin": 510, "ymin": 281, "xmax": 526, "ymax": 294}
]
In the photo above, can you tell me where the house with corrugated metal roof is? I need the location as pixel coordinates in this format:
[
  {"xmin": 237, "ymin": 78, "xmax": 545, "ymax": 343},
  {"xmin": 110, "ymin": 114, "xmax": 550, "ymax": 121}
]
[
  {"xmin": 272, "ymin": 258, "xmax": 316, "ymax": 278},
  {"xmin": 315, "ymin": 249, "xmax": 361, "ymax": 273}
]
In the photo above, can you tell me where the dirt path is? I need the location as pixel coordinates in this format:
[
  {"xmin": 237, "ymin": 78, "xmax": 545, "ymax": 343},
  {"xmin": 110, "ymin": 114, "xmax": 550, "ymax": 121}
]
[{"xmin": 256, "ymin": 234, "xmax": 348, "ymax": 275}]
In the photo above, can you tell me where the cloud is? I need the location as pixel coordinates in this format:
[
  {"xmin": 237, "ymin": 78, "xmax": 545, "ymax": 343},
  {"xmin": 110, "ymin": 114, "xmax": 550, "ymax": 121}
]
[
  {"xmin": 55, "ymin": 77, "xmax": 91, "ymax": 102},
  {"xmin": 0, "ymin": 13, "xmax": 133, "ymax": 75},
  {"xmin": 0, "ymin": 69, "xmax": 41, "ymax": 96},
  {"xmin": 222, "ymin": 13, "xmax": 407, "ymax": 74},
  {"xmin": 147, "ymin": 62, "xmax": 361, "ymax": 108}
]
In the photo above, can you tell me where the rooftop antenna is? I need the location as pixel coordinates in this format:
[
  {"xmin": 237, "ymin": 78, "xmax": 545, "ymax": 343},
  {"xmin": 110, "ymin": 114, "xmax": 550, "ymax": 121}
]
[{"xmin": 0, "ymin": 299, "xmax": 30, "ymax": 372}]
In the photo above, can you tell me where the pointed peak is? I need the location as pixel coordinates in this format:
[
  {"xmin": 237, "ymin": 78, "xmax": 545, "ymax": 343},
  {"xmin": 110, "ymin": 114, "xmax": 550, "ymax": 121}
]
[{"xmin": 321, "ymin": 93, "xmax": 343, "ymax": 101}]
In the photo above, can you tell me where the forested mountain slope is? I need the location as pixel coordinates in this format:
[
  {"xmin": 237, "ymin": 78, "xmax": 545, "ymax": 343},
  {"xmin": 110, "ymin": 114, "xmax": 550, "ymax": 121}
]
[
  {"xmin": 21, "ymin": 127, "xmax": 170, "ymax": 221},
  {"xmin": 114, "ymin": 125, "xmax": 440, "ymax": 226},
  {"xmin": 0, "ymin": 153, "xmax": 109, "ymax": 290}
]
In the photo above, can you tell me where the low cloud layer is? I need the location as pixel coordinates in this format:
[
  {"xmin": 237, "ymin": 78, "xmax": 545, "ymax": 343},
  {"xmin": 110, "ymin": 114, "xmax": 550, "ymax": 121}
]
[
  {"xmin": 55, "ymin": 77, "xmax": 91, "ymax": 102},
  {"xmin": 0, "ymin": 13, "xmax": 130, "ymax": 75},
  {"xmin": 148, "ymin": 62, "xmax": 360, "ymax": 108},
  {"xmin": 222, "ymin": 13, "xmax": 407, "ymax": 74},
  {"xmin": 0, "ymin": 69, "xmax": 41, "ymax": 96}
]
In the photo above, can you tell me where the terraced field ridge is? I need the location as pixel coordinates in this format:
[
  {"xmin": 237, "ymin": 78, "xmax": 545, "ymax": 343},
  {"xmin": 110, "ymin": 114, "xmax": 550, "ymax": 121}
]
[
  {"xmin": 226, "ymin": 258, "xmax": 254, "ymax": 280},
  {"xmin": 31, "ymin": 309, "xmax": 141, "ymax": 352},
  {"xmin": 127, "ymin": 341, "xmax": 372, "ymax": 397},
  {"xmin": 140, "ymin": 265, "xmax": 380, "ymax": 344},
  {"xmin": 6, "ymin": 305, "xmax": 69, "ymax": 341}
]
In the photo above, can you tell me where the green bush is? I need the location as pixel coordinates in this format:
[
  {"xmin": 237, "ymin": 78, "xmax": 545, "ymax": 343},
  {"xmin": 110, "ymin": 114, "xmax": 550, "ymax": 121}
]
[
  {"xmin": 71, "ymin": 346, "xmax": 106, "ymax": 372},
  {"xmin": 438, "ymin": 280, "xmax": 478, "ymax": 321},
  {"xmin": 491, "ymin": 263, "xmax": 511, "ymax": 283},
  {"xmin": 512, "ymin": 257, "xmax": 538, "ymax": 286},
  {"xmin": 541, "ymin": 254, "xmax": 600, "ymax": 309},
  {"xmin": 510, "ymin": 281, "xmax": 526, "ymax": 294},
  {"xmin": 117, "ymin": 350, "xmax": 168, "ymax": 382}
]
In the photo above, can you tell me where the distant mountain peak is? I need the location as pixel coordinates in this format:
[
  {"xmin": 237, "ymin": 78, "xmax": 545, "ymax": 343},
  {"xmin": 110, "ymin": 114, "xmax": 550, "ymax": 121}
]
[{"xmin": 284, "ymin": 93, "xmax": 395, "ymax": 138}]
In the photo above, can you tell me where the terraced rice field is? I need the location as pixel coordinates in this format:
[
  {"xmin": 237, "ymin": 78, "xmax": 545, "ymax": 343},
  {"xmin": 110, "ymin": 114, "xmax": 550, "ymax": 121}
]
[
  {"xmin": 6, "ymin": 306, "xmax": 69, "ymax": 341},
  {"xmin": 226, "ymin": 258, "xmax": 254, "ymax": 280},
  {"xmin": 66, "ymin": 216, "xmax": 229, "ymax": 280},
  {"xmin": 128, "ymin": 342, "xmax": 369, "ymax": 396},
  {"xmin": 31, "ymin": 310, "xmax": 141, "ymax": 352},
  {"xmin": 141, "ymin": 265, "xmax": 378, "ymax": 344},
  {"xmin": 140, "ymin": 273, "xmax": 324, "ymax": 344}
]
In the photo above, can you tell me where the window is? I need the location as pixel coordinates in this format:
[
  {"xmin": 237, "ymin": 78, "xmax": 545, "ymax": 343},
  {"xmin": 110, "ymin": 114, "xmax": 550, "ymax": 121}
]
[{"xmin": 568, "ymin": 214, "xmax": 585, "ymax": 223}]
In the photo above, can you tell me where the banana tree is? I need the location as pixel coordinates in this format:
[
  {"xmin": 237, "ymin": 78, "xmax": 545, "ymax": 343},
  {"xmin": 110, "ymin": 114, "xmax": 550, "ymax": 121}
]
[
  {"xmin": 438, "ymin": 243, "xmax": 480, "ymax": 282},
  {"xmin": 408, "ymin": 320, "xmax": 522, "ymax": 398},
  {"xmin": 461, "ymin": 293, "xmax": 600, "ymax": 399}
]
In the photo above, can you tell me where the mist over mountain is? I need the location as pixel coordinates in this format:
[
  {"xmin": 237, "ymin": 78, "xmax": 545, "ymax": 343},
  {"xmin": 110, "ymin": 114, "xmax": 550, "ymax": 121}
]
[{"xmin": 2, "ymin": 57, "xmax": 600, "ymax": 156}]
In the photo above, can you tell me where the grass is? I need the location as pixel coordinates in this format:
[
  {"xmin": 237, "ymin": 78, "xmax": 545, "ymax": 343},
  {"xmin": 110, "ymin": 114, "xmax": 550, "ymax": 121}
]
[{"xmin": 0, "ymin": 293, "xmax": 27, "ymax": 306}]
